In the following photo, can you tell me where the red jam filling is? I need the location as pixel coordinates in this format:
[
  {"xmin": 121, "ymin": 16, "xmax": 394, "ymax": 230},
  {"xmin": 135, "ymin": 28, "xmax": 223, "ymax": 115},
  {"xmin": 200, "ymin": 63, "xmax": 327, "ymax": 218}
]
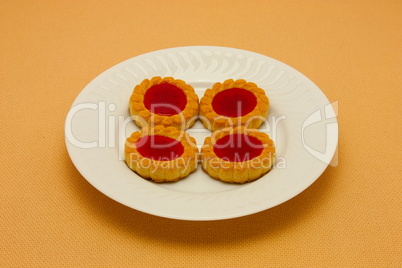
[
  {"xmin": 144, "ymin": 82, "xmax": 187, "ymax": 116},
  {"xmin": 212, "ymin": 88, "xmax": 257, "ymax": 117},
  {"xmin": 213, "ymin": 134, "xmax": 264, "ymax": 162},
  {"xmin": 136, "ymin": 135, "xmax": 184, "ymax": 161}
]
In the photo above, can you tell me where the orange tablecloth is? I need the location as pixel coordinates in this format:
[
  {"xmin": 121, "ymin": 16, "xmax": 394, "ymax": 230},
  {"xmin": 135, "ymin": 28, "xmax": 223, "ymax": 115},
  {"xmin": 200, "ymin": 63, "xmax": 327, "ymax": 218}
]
[{"xmin": 1, "ymin": 0, "xmax": 400, "ymax": 266}]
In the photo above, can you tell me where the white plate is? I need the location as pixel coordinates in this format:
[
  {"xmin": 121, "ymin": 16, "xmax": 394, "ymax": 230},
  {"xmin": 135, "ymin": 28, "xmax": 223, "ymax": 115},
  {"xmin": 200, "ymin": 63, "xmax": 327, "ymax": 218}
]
[{"xmin": 65, "ymin": 46, "xmax": 338, "ymax": 221}]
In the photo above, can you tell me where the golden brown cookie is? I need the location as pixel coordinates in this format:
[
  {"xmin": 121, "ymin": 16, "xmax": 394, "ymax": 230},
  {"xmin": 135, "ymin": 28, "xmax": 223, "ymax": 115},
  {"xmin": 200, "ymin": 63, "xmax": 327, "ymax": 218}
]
[
  {"xmin": 199, "ymin": 79, "xmax": 269, "ymax": 132},
  {"xmin": 129, "ymin": 76, "xmax": 199, "ymax": 130},
  {"xmin": 201, "ymin": 126, "xmax": 275, "ymax": 183},
  {"xmin": 125, "ymin": 126, "xmax": 199, "ymax": 182}
]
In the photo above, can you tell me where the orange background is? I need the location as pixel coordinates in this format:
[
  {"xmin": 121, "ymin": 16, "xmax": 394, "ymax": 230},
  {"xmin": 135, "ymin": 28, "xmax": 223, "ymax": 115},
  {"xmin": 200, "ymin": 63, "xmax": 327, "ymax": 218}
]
[{"xmin": 1, "ymin": 0, "xmax": 401, "ymax": 267}]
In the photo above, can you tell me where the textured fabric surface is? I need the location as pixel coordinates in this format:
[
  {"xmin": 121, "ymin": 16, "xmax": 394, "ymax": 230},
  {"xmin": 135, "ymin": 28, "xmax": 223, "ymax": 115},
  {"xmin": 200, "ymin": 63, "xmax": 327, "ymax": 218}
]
[{"xmin": 1, "ymin": 0, "xmax": 401, "ymax": 267}]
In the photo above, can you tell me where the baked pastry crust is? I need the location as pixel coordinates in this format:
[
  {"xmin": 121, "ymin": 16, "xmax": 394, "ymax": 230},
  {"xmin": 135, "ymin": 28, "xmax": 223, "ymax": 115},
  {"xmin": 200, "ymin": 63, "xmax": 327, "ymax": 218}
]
[
  {"xmin": 129, "ymin": 76, "xmax": 199, "ymax": 130},
  {"xmin": 125, "ymin": 126, "xmax": 199, "ymax": 182},
  {"xmin": 199, "ymin": 79, "xmax": 269, "ymax": 132},
  {"xmin": 201, "ymin": 126, "xmax": 275, "ymax": 183}
]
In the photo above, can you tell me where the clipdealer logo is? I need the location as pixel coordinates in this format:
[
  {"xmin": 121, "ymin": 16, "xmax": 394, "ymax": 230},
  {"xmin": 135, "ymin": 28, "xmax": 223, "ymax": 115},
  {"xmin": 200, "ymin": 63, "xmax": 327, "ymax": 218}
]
[{"xmin": 65, "ymin": 101, "xmax": 338, "ymax": 166}]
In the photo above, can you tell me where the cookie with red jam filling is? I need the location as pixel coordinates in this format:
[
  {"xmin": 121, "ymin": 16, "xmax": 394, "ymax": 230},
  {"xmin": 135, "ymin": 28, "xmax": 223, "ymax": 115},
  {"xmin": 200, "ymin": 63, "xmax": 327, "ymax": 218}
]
[
  {"xmin": 201, "ymin": 126, "xmax": 275, "ymax": 183},
  {"xmin": 199, "ymin": 79, "xmax": 269, "ymax": 131},
  {"xmin": 129, "ymin": 77, "xmax": 199, "ymax": 130},
  {"xmin": 125, "ymin": 126, "xmax": 198, "ymax": 182}
]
